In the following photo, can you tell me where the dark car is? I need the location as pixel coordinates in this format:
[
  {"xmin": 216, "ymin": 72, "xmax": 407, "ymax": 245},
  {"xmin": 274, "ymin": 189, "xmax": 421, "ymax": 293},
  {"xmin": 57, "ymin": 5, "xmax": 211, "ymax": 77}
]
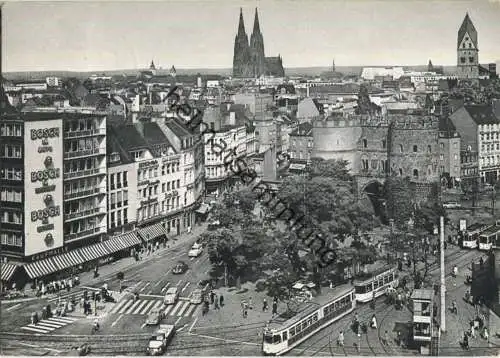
[{"xmin": 172, "ymin": 261, "xmax": 188, "ymax": 275}]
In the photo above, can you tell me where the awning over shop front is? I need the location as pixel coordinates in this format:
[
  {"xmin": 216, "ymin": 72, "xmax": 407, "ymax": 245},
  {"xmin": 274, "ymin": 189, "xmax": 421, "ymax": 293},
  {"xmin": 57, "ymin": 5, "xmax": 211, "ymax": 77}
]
[
  {"xmin": 1, "ymin": 263, "xmax": 18, "ymax": 282},
  {"xmin": 195, "ymin": 203, "xmax": 210, "ymax": 215},
  {"xmin": 138, "ymin": 223, "xmax": 166, "ymax": 242},
  {"xmin": 74, "ymin": 242, "xmax": 110, "ymax": 262},
  {"xmin": 24, "ymin": 258, "xmax": 59, "ymax": 280},
  {"xmin": 103, "ymin": 232, "xmax": 141, "ymax": 253},
  {"xmin": 51, "ymin": 251, "xmax": 85, "ymax": 271}
]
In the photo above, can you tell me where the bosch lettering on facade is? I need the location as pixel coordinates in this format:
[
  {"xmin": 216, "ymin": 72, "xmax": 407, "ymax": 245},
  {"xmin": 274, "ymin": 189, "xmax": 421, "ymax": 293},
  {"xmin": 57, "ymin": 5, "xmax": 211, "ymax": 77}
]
[
  {"xmin": 30, "ymin": 127, "xmax": 60, "ymax": 140},
  {"xmin": 31, "ymin": 206, "xmax": 61, "ymax": 222},
  {"xmin": 31, "ymin": 168, "xmax": 61, "ymax": 182}
]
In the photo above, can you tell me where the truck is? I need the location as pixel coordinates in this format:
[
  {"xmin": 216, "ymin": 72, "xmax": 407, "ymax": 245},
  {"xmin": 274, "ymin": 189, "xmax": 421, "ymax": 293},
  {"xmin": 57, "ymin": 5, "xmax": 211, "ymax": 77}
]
[{"xmin": 147, "ymin": 324, "xmax": 176, "ymax": 355}]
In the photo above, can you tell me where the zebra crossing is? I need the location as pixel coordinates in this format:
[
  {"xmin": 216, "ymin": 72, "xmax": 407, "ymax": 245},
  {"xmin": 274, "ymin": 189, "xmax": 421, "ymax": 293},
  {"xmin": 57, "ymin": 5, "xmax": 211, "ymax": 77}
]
[
  {"xmin": 46, "ymin": 287, "xmax": 100, "ymax": 303},
  {"xmin": 20, "ymin": 316, "xmax": 78, "ymax": 334},
  {"xmin": 110, "ymin": 298, "xmax": 201, "ymax": 317}
]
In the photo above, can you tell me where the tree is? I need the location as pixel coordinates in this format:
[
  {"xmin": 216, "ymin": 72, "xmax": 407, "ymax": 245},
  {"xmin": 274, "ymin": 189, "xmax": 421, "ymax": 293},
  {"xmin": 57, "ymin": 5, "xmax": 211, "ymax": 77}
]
[{"xmin": 265, "ymin": 269, "xmax": 298, "ymax": 313}]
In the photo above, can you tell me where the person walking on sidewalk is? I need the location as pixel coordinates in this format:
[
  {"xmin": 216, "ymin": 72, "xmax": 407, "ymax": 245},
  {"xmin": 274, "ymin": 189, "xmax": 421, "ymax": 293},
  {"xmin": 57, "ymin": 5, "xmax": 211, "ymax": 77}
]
[
  {"xmin": 263, "ymin": 298, "xmax": 268, "ymax": 312},
  {"xmin": 219, "ymin": 294, "xmax": 224, "ymax": 307},
  {"xmin": 272, "ymin": 300, "xmax": 278, "ymax": 316},
  {"xmin": 249, "ymin": 297, "xmax": 253, "ymax": 309},
  {"xmin": 337, "ymin": 331, "xmax": 344, "ymax": 347},
  {"xmin": 210, "ymin": 291, "xmax": 215, "ymax": 304}
]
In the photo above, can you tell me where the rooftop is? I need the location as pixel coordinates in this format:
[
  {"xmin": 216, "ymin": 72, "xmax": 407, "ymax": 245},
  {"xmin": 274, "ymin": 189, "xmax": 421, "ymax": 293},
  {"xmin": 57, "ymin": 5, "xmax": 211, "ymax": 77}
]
[
  {"xmin": 112, "ymin": 124, "xmax": 150, "ymax": 151},
  {"xmin": 410, "ymin": 289, "xmax": 434, "ymax": 301},
  {"xmin": 464, "ymin": 105, "xmax": 500, "ymax": 125}
]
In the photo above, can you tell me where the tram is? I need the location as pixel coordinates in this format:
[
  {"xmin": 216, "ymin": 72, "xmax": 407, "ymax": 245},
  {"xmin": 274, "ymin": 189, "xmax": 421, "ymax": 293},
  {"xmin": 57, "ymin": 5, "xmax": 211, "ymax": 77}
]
[
  {"xmin": 262, "ymin": 286, "xmax": 355, "ymax": 356},
  {"xmin": 460, "ymin": 223, "xmax": 489, "ymax": 249},
  {"xmin": 478, "ymin": 222, "xmax": 500, "ymax": 251},
  {"xmin": 354, "ymin": 267, "xmax": 398, "ymax": 303}
]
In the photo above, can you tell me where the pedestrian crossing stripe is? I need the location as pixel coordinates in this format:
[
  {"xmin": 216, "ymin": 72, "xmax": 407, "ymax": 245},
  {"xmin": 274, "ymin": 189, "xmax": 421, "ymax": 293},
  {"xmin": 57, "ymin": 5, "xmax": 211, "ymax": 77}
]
[
  {"xmin": 20, "ymin": 317, "xmax": 77, "ymax": 334},
  {"xmin": 110, "ymin": 298, "xmax": 201, "ymax": 317}
]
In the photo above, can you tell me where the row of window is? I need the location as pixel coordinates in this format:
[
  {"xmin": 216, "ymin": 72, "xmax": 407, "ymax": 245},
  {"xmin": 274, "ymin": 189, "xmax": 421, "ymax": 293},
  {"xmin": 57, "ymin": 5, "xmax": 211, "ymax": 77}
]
[
  {"xmin": 482, "ymin": 143, "xmax": 500, "ymax": 152},
  {"xmin": 137, "ymin": 162, "xmax": 181, "ymax": 182},
  {"xmin": 64, "ymin": 119, "xmax": 99, "ymax": 133},
  {"xmin": 64, "ymin": 138, "xmax": 101, "ymax": 153},
  {"xmin": 1, "ymin": 144, "xmax": 22, "ymax": 159},
  {"xmin": 480, "ymin": 132, "xmax": 499, "ymax": 141},
  {"xmin": 290, "ymin": 139, "xmax": 313, "ymax": 148},
  {"xmin": 109, "ymin": 208, "xmax": 129, "ymax": 229},
  {"xmin": 323, "ymin": 294, "xmax": 353, "ymax": 317},
  {"xmin": 1, "ymin": 188, "xmax": 22, "ymax": 202},
  {"xmin": 481, "ymin": 156, "xmax": 500, "ymax": 166},
  {"xmin": 109, "ymin": 191, "xmax": 129, "ymax": 209},
  {"xmin": 362, "ymin": 139, "xmax": 387, "ymax": 149},
  {"xmin": 64, "ymin": 218, "xmax": 99, "ymax": 236},
  {"xmin": 361, "ymin": 159, "xmax": 388, "ymax": 172},
  {"xmin": 65, "ymin": 197, "xmax": 101, "ymax": 214},
  {"xmin": 290, "ymin": 151, "xmax": 311, "ymax": 160},
  {"xmin": 109, "ymin": 171, "xmax": 129, "ymax": 190},
  {"xmin": 459, "ymin": 56, "xmax": 475, "ymax": 64},
  {"xmin": 440, "ymin": 154, "xmax": 459, "ymax": 161},
  {"xmin": 1, "ymin": 168, "xmax": 23, "ymax": 181},
  {"xmin": 1, "ymin": 211, "xmax": 23, "ymax": 224},
  {"xmin": 0, "ymin": 232, "xmax": 23, "ymax": 247},
  {"xmin": 0, "ymin": 123, "xmax": 23, "ymax": 137},
  {"xmin": 354, "ymin": 272, "xmax": 396, "ymax": 294},
  {"xmin": 64, "ymin": 158, "xmax": 101, "ymax": 173},
  {"xmin": 64, "ymin": 177, "xmax": 101, "ymax": 195}
]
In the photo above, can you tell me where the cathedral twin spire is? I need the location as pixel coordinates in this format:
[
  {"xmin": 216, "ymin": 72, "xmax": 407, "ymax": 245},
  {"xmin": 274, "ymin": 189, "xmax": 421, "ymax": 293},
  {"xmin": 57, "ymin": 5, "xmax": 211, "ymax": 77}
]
[{"xmin": 233, "ymin": 8, "xmax": 266, "ymax": 78}]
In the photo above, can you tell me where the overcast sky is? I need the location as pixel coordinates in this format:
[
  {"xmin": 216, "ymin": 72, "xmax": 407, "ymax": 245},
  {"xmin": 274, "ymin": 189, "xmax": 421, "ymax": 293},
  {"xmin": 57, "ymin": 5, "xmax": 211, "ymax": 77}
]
[{"xmin": 2, "ymin": 0, "xmax": 500, "ymax": 72}]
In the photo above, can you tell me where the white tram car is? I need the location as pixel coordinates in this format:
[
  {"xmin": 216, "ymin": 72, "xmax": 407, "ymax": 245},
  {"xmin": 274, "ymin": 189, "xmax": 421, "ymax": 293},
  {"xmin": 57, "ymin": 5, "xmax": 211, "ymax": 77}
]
[
  {"xmin": 354, "ymin": 267, "xmax": 398, "ymax": 303},
  {"xmin": 478, "ymin": 222, "xmax": 500, "ymax": 251},
  {"xmin": 460, "ymin": 223, "xmax": 489, "ymax": 249},
  {"xmin": 262, "ymin": 286, "xmax": 355, "ymax": 356}
]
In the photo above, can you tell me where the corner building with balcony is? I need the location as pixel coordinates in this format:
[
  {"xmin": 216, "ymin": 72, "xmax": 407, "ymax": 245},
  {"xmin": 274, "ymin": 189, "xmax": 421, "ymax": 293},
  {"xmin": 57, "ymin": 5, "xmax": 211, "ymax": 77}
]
[{"xmin": 0, "ymin": 109, "xmax": 108, "ymax": 264}]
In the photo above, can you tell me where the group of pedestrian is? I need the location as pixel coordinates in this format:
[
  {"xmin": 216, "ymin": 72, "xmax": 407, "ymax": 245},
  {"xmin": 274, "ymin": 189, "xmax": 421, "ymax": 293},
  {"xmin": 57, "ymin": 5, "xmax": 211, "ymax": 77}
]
[
  {"xmin": 202, "ymin": 290, "xmax": 224, "ymax": 316},
  {"xmin": 35, "ymin": 277, "xmax": 79, "ymax": 297}
]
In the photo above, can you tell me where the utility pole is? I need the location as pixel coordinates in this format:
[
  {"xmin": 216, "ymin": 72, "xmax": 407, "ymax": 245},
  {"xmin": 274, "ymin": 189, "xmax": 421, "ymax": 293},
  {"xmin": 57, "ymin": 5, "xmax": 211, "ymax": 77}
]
[
  {"xmin": 492, "ymin": 187, "xmax": 496, "ymax": 216},
  {"xmin": 439, "ymin": 216, "xmax": 446, "ymax": 333}
]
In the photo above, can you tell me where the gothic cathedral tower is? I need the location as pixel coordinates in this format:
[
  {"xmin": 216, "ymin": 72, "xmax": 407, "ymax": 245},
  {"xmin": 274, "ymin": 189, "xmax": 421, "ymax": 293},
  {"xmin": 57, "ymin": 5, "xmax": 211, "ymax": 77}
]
[
  {"xmin": 233, "ymin": 8, "xmax": 252, "ymax": 77},
  {"xmin": 457, "ymin": 13, "xmax": 479, "ymax": 80},
  {"xmin": 250, "ymin": 8, "xmax": 266, "ymax": 77}
]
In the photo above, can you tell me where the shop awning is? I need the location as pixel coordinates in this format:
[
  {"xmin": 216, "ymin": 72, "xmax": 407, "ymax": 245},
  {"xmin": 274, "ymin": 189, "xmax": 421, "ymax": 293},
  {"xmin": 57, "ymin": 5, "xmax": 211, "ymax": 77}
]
[
  {"xmin": 103, "ymin": 232, "xmax": 141, "ymax": 253},
  {"xmin": 1, "ymin": 263, "xmax": 18, "ymax": 282},
  {"xmin": 24, "ymin": 258, "xmax": 59, "ymax": 280},
  {"xmin": 195, "ymin": 203, "xmax": 210, "ymax": 215},
  {"xmin": 51, "ymin": 251, "xmax": 85, "ymax": 271},
  {"xmin": 75, "ymin": 242, "xmax": 110, "ymax": 262},
  {"xmin": 138, "ymin": 223, "xmax": 166, "ymax": 242}
]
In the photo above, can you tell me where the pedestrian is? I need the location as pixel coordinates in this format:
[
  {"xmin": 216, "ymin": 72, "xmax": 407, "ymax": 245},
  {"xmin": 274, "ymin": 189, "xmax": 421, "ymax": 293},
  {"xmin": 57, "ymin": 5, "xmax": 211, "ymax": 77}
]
[
  {"xmin": 210, "ymin": 291, "xmax": 215, "ymax": 304},
  {"xmin": 214, "ymin": 297, "xmax": 219, "ymax": 310},
  {"xmin": 470, "ymin": 324, "xmax": 476, "ymax": 339},
  {"xmin": 249, "ymin": 297, "xmax": 253, "ymax": 309},
  {"xmin": 338, "ymin": 331, "xmax": 344, "ymax": 347},
  {"xmin": 483, "ymin": 327, "xmax": 489, "ymax": 340},
  {"xmin": 371, "ymin": 314, "xmax": 377, "ymax": 329},
  {"xmin": 219, "ymin": 294, "xmax": 224, "ymax": 307},
  {"xmin": 272, "ymin": 301, "xmax": 278, "ymax": 316},
  {"xmin": 381, "ymin": 330, "xmax": 389, "ymax": 346},
  {"xmin": 263, "ymin": 298, "xmax": 268, "ymax": 312}
]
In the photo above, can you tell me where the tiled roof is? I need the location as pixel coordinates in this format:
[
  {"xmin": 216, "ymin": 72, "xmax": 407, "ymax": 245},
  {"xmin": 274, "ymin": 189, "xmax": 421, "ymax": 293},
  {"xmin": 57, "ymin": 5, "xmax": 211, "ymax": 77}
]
[
  {"xmin": 164, "ymin": 118, "xmax": 191, "ymax": 138},
  {"xmin": 290, "ymin": 122, "xmax": 313, "ymax": 136},
  {"xmin": 112, "ymin": 124, "xmax": 150, "ymax": 151},
  {"xmin": 464, "ymin": 105, "xmax": 500, "ymax": 125},
  {"xmin": 141, "ymin": 122, "xmax": 173, "ymax": 146},
  {"xmin": 458, "ymin": 13, "xmax": 477, "ymax": 48},
  {"xmin": 107, "ymin": 127, "xmax": 134, "ymax": 165}
]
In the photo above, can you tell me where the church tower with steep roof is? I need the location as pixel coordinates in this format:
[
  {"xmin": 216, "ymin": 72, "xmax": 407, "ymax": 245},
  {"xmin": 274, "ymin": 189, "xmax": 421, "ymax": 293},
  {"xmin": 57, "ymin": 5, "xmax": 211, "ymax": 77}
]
[
  {"xmin": 250, "ymin": 8, "xmax": 266, "ymax": 77},
  {"xmin": 457, "ymin": 13, "xmax": 479, "ymax": 80},
  {"xmin": 233, "ymin": 8, "xmax": 252, "ymax": 77}
]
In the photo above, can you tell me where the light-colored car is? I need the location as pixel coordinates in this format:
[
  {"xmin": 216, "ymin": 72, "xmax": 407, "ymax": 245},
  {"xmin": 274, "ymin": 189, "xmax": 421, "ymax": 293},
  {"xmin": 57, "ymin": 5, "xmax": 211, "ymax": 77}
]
[
  {"xmin": 147, "ymin": 324, "xmax": 176, "ymax": 355},
  {"xmin": 189, "ymin": 289, "xmax": 203, "ymax": 304},
  {"xmin": 443, "ymin": 202, "xmax": 461, "ymax": 209},
  {"xmin": 163, "ymin": 287, "xmax": 179, "ymax": 305},
  {"xmin": 188, "ymin": 243, "xmax": 203, "ymax": 257},
  {"xmin": 145, "ymin": 307, "xmax": 164, "ymax": 325}
]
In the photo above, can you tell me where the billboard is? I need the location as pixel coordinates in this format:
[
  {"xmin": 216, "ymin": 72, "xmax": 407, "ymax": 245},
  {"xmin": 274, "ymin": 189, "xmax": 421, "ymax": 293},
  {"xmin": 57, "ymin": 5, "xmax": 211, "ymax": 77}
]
[{"xmin": 24, "ymin": 119, "xmax": 64, "ymax": 256}]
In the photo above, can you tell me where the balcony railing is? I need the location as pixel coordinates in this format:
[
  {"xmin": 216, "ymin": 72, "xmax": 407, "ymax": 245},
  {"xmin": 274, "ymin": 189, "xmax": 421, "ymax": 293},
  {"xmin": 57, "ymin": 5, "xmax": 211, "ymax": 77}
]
[
  {"xmin": 64, "ymin": 128, "xmax": 106, "ymax": 138},
  {"xmin": 64, "ymin": 187, "xmax": 105, "ymax": 201},
  {"xmin": 64, "ymin": 147, "xmax": 106, "ymax": 159},
  {"xmin": 64, "ymin": 207, "xmax": 106, "ymax": 221},
  {"xmin": 65, "ymin": 227, "xmax": 104, "ymax": 242},
  {"xmin": 64, "ymin": 167, "xmax": 106, "ymax": 180}
]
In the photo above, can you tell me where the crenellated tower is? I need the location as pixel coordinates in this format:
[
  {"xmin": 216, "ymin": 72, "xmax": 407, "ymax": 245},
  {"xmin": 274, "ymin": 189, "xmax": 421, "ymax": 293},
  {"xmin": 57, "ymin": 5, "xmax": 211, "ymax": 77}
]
[
  {"xmin": 233, "ymin": 8, "xmax": 252, "ymax": 77},
  {"xmin": 250, "ymin": 8, "xmax": 266, "ymax": 77},
  {"xmin": 457, "ymin": 13, "xmax": 479, "ymax": 80}
]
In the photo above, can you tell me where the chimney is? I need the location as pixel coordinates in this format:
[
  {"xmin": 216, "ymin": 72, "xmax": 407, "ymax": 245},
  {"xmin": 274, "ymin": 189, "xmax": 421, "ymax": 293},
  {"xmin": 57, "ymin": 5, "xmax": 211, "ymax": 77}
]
[
  {"xmin": 306, "ymin": 85, "xmax": 310, "ymax": 98},
  {"xmin": 136, "ymin": 121, "xmax": 144, "ymax": 137}
]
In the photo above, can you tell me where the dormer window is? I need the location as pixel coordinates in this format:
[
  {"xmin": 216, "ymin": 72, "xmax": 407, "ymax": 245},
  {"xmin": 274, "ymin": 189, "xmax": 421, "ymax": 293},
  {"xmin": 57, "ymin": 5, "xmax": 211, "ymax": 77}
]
[{"xmin": 109, "ymin": 152, "xmax": 121, "ymax": 163}]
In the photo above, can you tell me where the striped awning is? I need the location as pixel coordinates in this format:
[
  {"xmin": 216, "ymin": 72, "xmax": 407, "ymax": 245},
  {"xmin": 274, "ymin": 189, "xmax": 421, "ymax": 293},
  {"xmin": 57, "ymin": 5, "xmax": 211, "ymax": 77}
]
[
  {"xmin": 24, "ymin": 258, "xmax": 59, "ymax": 280},
  {"xmin": 75, "ymin": 242, "xmax": 110, "ymax": 262},
  {"xmin": 51, "ymin": 251, "xmax": 85, "ymax": 271},
  {"xmin": 1, "ymin": 263, "xmax": 18, "ymax": 282},
  {"xmin": 103, "ymin": 232, "xmax": 141, "ymax": 253},
  {"xmin": 138, "ymin": 223, "xmax": 166, "ymax": 242}
]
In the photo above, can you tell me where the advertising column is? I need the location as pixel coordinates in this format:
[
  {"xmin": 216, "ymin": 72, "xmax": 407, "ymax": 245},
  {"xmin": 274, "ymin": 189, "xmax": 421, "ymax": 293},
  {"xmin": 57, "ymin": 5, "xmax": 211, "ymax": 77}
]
[{"xmin": 24, "ymin": 119, "xmax": 64, "ymax": 256}]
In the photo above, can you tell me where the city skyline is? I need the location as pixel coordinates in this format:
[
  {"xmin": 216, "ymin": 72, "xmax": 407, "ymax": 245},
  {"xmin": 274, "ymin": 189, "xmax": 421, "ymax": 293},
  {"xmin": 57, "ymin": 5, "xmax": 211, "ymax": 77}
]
[{"xmin": 2, "ymin": 0, "xmax": 500, "ymax": 72}]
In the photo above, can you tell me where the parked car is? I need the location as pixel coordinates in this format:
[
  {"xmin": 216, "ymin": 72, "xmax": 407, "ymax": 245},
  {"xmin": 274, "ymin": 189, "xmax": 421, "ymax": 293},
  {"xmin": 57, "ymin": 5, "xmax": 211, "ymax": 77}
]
[
  {"xmin": 145, "ymin": 306, "xmax": 164, "ymax": 326},
  {"xmin": 189, "ymin": 289, "xmax": 204, "ymax": 304},
  {"xmin": 188, "ymin": 243, "xmax": 203, "ymax": 257},
  {"xmin": 172, "ymin": 261, "xmax": 188, "ymax": 275},
  {"xmin": 443, "ymin": 202, "xmax": 461, "ymax": 209},
  {"xmin": 163, "ymin": 287, "xmax": 179, "ymax": 305}
]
